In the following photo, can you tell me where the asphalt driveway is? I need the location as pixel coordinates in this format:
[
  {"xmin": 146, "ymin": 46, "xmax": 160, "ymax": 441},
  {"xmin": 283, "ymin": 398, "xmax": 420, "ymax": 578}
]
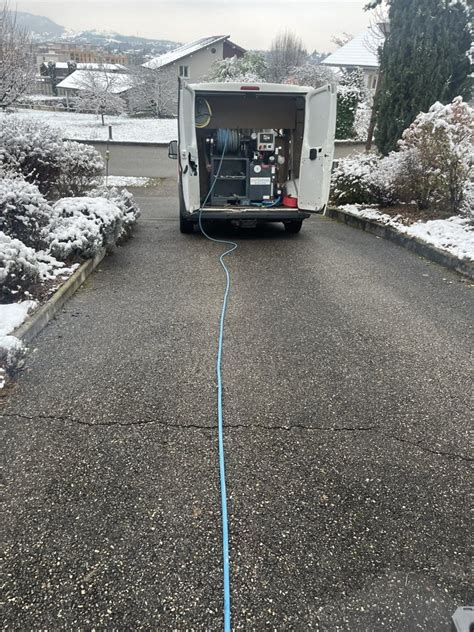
[{"xmin": 2, "ymin": 180, "xmax": 472, "ymax": 630}]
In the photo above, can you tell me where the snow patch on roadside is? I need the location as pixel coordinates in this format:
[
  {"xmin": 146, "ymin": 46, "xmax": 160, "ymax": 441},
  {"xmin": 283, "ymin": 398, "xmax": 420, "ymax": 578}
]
[
  {"xmin": 104, "ymin": 176, "xmax": 151, "ymax": 187},
  {"xmin": 340, "ymin": 205, "xmax": 474, "ymax": 261},
  {"xmin": 0, "ymin": 301, "xmax": 37, "ymax": 335},
  {"xmin": 404, "ymin": 216, "xmax": 474, "ymax": 261},
  {"xmin": 0, "ymin": 301, "xmax": 37, "ymax": 387}
]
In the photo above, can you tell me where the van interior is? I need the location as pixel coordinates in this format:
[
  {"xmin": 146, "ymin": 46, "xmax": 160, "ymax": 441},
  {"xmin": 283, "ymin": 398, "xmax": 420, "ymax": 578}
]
[{"xmin": 194, "ymin": 90, "xmax": 306, "ymax": 209}]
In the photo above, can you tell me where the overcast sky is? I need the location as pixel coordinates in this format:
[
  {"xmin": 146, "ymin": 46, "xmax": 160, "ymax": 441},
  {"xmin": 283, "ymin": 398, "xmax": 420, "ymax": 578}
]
[{"xmin": 15, "ymin": 0, "xmax": 372, "ymax": 51}]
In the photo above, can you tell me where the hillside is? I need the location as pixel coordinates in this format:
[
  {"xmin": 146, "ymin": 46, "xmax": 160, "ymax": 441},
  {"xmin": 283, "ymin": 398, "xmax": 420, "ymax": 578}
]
[
  {"xmin": 15, "ymin": 11, "xmax": 65, "ymax": 38},
  {"xmin": 14, "ymin": 10, "xmax": 179, "ymax": 55}
]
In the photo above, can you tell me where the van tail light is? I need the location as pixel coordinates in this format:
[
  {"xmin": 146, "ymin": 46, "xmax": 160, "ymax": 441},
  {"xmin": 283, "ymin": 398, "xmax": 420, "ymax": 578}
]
[{"xmin": 240, "ymin": 85, "xmax": 260, "ymax": 91}]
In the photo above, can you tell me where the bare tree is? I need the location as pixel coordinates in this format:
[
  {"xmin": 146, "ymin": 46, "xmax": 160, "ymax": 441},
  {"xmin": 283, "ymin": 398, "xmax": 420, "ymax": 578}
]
[
  {"xmin": 267, "ymin": 30, "xmax": 308, "ymax": 82},
  {"xmin": 0, "ymin": 2, "xmax": 35, "ymax": 109},
  {"xmin": 285, "ymin": 61, "xmax": 337, "ymax": 88},
  {"xmin": 73, "ymin": 68, "xmax": 127, "ymax": 124},
  {"xmin": 128, "ymin": 66, "xmax": 177, "ymax": 117}
]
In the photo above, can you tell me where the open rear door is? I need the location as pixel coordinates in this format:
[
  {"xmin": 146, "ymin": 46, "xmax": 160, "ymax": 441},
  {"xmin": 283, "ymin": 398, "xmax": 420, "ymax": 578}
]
[
  {"xmin": 178, "ymin": 81, "xmax": 201, "ymax": 212},
  {"xmin": 298, "ymin": 84, "xmax": 337, "ymax": 211}
]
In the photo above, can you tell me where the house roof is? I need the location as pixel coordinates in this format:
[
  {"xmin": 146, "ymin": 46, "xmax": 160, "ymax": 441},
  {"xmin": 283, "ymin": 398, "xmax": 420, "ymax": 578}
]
[
  {"xmin": 45, "ymin": 62, "xmax": 127, "ymax": 71},
  {"xmin": 143, "ymin": 35, "xmax": 230, "ymax": 70},
  {"xmin": 56, "ymin": 70, "xmax": 132, "ymax": 93},
  {"xmin": 322, "ymin": 29, "xmax": 384, "ymax": 69}
]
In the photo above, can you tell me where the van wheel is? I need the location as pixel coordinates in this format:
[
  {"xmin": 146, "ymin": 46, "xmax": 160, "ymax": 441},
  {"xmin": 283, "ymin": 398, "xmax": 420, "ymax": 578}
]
[
  {"xmin": 284, "ymin": 220, "xmax": 303, "ymax": 234},
  {"xmin": 179, "ymin": 183, "xmax": 194, "ymax": 233},
  {"xmin": 180, "ymin": 212, "xmax": 194, "ymax": 234}
]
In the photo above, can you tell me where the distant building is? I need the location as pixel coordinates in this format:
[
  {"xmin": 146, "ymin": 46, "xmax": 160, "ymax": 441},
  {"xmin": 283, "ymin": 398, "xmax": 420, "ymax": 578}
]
[
  {"xmin": 35, "ymin": 62, "xmax": 127, "ymax": 97},
  {"xmin": 142, "ymin": 35, "xmax": 245, "ymax": 115},
  {"xmin": 33, "ymin": 43, "xmax": 129, "ymax": 71},
  {"xmin": 143, "ymin": 35, "xmax": 245, "ymax": 81},
  {"xmin": 322, "ymin": 28, "xmax": 385, "ymax": 96},
  {"xmin": 56, "ymin": 69, "xmax": 133, "ymax": 107}
]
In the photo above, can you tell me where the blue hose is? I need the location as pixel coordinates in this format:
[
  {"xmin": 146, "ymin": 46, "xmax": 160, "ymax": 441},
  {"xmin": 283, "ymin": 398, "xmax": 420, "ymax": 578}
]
[{"xmin": 198, "ymin": 132, "xmax": 236, "ymax": 632}]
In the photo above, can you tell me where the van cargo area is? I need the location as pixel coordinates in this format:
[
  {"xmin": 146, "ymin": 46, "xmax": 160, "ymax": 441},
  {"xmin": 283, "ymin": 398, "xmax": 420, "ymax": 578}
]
[
  {"xmin": 196, "ymin": 91, "xmax": 305, "ymax": 209},
  {"xmin": 174, "ymin": 82, "xmax": 337, "ymax": 232}
]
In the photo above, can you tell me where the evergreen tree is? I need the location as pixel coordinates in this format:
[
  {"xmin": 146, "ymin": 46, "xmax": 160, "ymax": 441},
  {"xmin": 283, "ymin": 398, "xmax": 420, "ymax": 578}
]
[{"xmin": 373, "ymin": 0, "xmax": 472, "ymax": 155}]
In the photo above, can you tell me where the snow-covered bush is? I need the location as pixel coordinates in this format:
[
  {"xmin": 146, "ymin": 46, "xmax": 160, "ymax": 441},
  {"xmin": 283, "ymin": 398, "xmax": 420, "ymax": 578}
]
[
  {"xmin": 459, "ymin": 179, "xmax": 473, "ymax": 221},
  {"xmin": 0, "ymin": 176, "xmax": 52, "ymax": 248},
  {"xmin": 390, "ymin": 96, "xmax": 473, "ymax": 212},
  {"xmin": 47, "ymin": 197, "xmax": 124, "ymax": 260},
  {"xmin": 0, "ymin": 115, "xmax": 63, "ymax": 195},
  {"xmin": 330, "ymin": 153, "xmax": 395, "ymax": 206},
  {"xmin": 336, "ymin": 69, "xmax": 368, "ymax": 140},
  {"xmin": 0, "ymin": 232, "xmax": 40, "ymax": 301},
  {"xmin": 54, "ymin": 141, "xmax": 105, "ymax": 197},
  {"xmin": 89, "ymin": 186, "xmax": 141, "ymax": 240},
  {"xmin": 353, "ymin": 102, "xmax": 372, "ymax": 142},
  {"xmin": 207, "ymin": 52, "xmax": 267, "ymax": 83}
]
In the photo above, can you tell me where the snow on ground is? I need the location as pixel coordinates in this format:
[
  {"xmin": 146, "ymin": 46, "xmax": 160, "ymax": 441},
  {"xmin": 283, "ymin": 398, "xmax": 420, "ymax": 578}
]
[
  {"xmin": 0, "ymin": 301, "xmax": 37, "ymax": 336},
  {"xmin": 0, "ymin": 109, "xmax": 177, "ymax": 144},
  {"xmin": 404, "ymin": 216, "xmax": 474, "ymax": 261},
  {"xmin": 36, "ymin": 252, "xmax": 80, "ymax": 280},
  {"xmin": 104, "ymin": 176, "xmax": 151, "ymax": 187},
  {"xmin": 340, "ymin": 205, "xmax": 474, "ymax": 261},
  {"xmin": 0, "ymin": 301, "xmax": 37, "ymax": 387}
]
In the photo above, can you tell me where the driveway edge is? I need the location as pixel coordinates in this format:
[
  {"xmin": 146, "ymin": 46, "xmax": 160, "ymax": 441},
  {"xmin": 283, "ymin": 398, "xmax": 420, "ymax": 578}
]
[
  {"xmin": 14, "ymin": 248, "xmax": 107, "ymax": 345},
  {"xmin": 325, "ymin": 207, "xmax": 473, "ymax": 280}
]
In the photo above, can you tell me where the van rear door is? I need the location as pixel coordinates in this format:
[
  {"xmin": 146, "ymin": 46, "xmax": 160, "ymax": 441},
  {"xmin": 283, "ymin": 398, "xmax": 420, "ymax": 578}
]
[
  {"xmin": 298, "ymin": 84, "xmax": 337, "ymax": 211},
  {"xmin": 178, "ymin": 82, "xmax": 201, "ymax": 212}
]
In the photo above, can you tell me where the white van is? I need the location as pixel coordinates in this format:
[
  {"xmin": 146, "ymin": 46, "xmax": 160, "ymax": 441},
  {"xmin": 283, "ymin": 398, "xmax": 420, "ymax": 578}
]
[{"xmin": 168, "ymin": 81, "xmax": 337, "ymax": 234}]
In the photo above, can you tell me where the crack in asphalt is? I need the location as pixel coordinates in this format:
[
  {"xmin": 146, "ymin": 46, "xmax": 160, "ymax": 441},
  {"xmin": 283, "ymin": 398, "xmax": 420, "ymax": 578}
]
[
  {"xmin": 1, "ymin": 412, "xmax": 471, "ymax": 462},
  {"xmin": 0, "ymin": 412, "xmax": 374, "ymax": 432},
  {"xmin": 385, "ymin": 432, "xmax": 473, "ymax": 462}
]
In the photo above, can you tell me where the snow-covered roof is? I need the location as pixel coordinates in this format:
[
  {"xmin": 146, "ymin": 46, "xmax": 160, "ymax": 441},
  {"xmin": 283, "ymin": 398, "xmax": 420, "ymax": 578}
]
[
  {"xmin": 77, "ymin": 63, "xmax": 127, "ymax": 71},
  {"xmin": 56, "ymin": 70, "xmax": 133, "ymax": 93},
  {"xmin": 322, "ymin": 29, "xmax": 384, "ymax": 69},
  {"xmin": 45, "ymin": 62, "xmax": 127, "ymax": 71},
  {"xmin": 143, "ymin": 35, "xmax": 229, "ymax": 70}
]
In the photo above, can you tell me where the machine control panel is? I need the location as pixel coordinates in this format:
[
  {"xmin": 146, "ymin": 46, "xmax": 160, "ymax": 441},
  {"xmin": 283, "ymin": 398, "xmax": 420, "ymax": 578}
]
[{"xmin": 257, "ymin": 132, "xmax": 275, "ymax": 152}]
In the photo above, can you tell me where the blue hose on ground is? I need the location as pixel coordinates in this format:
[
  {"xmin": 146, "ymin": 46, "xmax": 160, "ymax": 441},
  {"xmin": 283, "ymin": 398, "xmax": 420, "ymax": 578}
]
[{"xmin": 198, "ymin": 131, "xmax": 236, "ymax": 632}]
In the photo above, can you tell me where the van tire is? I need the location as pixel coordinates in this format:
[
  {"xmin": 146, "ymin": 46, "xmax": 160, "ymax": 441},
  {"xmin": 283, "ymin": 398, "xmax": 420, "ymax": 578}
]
[
  {"xmin": 180, "ymin": 212, "xmax": 194, "ymax": 234},
  {"xmin": 179, "ymin": 184, "xmax": 194, "ymax": 234},
  {"xmin": 284, "ymin": 220, "xmax": 303, "ymax": 234}
]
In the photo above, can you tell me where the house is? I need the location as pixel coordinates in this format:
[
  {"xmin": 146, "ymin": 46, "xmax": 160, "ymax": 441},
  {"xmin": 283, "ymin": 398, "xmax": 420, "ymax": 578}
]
[
  {"xmin": 141, "ymin": 35, "xmax": 245, "ymax": 116},
  {"xmin": 56, "ymin": 69, "xmax": 133, "ymax": 108},
  {"xmin": 37, "ymin": 62, "xmax": 128, "ymax": 98},
  {"xmin": 143, "ymin": 35, "xmax": 245, "ymax": 81},
  {"xmin": 322, "ymin": 28, "xmax": 386, "ymax": 97}
]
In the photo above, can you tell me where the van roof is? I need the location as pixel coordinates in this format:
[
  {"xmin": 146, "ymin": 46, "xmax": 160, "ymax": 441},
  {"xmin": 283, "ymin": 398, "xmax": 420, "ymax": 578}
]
[{"xmin": 188, "ymin": 82, "xmax": 324, "ymax": 94}]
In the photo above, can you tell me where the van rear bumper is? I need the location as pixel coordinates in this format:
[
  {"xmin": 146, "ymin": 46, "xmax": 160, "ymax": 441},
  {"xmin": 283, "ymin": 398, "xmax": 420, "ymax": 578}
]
[{"xmin": 186, "ymin": 208, "xmax": 312, "ymax": 222}]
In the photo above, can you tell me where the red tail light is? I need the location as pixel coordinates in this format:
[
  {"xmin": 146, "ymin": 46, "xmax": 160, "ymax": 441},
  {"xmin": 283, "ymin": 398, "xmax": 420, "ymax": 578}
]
[{"xmin": 240, "ymin": 85, "xmax": 260, "ymax": 91}]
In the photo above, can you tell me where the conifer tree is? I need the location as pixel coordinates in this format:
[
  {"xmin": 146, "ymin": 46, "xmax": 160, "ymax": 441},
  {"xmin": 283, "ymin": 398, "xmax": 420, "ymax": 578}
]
[{"xmin": 372, "ymin": 0, "xmax": 472, "ymax": 154}]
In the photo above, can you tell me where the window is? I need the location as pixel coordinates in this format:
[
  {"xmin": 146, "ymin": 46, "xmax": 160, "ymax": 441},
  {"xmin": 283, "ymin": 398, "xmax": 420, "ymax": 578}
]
[{"xmin": 179, "ymin": 65, "xmax": 189, "ymax": 78}]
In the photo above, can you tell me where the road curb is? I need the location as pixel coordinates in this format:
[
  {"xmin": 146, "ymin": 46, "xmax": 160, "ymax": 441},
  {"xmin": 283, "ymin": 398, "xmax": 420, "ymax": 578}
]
[
  {"xmin": 14, "ymin": 248, "xmax": 107, "ymax": 345},
  {"xmin": 325, "ymin": 207, "xmax": 473, "ymax": 280}
]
